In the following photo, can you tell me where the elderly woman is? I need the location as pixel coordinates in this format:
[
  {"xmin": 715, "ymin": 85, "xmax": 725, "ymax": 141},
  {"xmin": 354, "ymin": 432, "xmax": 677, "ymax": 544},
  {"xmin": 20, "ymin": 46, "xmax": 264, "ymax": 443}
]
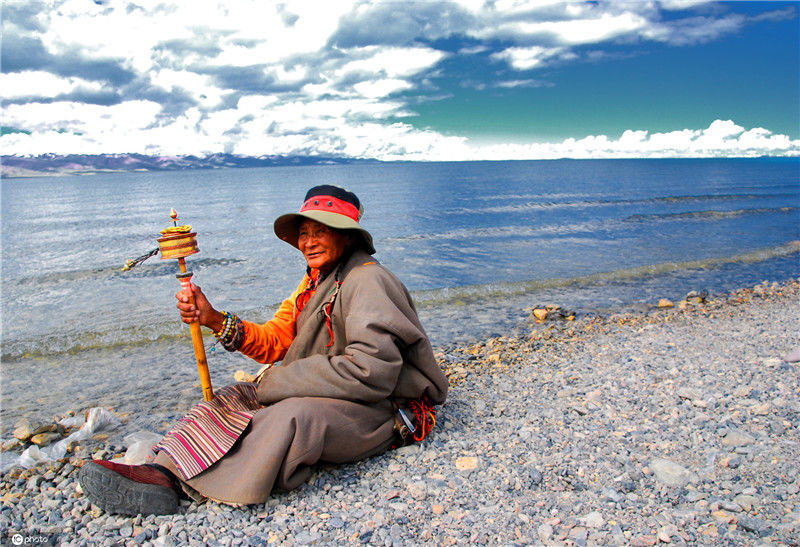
[{"xmin": 79, "ymin": 185, "xmax": 448, "ymax": 515}]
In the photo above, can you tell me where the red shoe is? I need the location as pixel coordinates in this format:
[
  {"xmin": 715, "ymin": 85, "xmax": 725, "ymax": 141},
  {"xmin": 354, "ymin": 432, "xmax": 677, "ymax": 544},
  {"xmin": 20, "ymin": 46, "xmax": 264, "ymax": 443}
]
[{"xmin": 78, "ymin": 460, "xmax": 179, "ymax": 515}]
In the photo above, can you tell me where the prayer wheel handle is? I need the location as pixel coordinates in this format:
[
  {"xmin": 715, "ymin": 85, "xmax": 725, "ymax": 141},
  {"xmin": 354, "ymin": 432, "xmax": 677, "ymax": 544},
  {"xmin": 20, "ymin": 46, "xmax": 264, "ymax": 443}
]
[{"xmin": 158, "ymin": 209, "xmax": 214, "ymax": 401}]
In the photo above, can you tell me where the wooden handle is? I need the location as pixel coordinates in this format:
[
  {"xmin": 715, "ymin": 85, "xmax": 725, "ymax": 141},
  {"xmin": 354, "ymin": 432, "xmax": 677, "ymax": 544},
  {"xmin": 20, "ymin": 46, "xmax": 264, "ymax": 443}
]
[
  {"xmin": 179, "ymin": 259, "xmax": 214, "ymax": 401},
  {"xmin": 189, "ymin": 318, "xmax": 214, "ymax": 401}
]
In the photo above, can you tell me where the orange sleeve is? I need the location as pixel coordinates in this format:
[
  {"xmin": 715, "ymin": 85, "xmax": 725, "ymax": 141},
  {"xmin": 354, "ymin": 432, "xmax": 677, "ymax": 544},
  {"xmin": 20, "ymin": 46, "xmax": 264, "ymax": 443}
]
[{"xmin": 237, "ymin": 275, "xmax": 311, "ymax": 364}]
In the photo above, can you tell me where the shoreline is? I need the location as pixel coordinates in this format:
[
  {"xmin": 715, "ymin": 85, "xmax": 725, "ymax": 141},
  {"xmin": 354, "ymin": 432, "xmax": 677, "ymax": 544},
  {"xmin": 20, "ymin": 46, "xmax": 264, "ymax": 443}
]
[
  {"xmin": 1, "ymin": 278, "xmax": 799, "ymax": 544},
  {"xmin": 437, "ymin": 278, "xmax": 799, "ymax": 386}
]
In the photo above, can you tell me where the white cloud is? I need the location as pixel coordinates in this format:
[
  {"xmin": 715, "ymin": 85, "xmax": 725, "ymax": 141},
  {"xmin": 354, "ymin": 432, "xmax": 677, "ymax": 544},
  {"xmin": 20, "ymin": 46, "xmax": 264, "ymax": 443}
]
[
  {"xmin": 1, "ymin": 1, "xmax": 796, "ymax": 162},
  {"xmin": 336, "ymin": 47, "xmax": 447, "ymax": 80},
  {"xmin": 353, "ymin": 79, "xmax": 412, "ymax": 98},
  {"xmin": 3, "ymin": 114, "xmax": 797, "ymax": 159},
  {"xmin": 461, "ymin": 120, "xmax": 800, "ymax": 160},
  {"xmin": 37, "ymin": 1, "xmax": 352, "ymax": 72},
  {"xmin": 658, "ymin": 0, "xmax": 713, "ymax": 11},
  {"xmin": 494, "ymin": 11, "xmax": 650, "ymax": 45},
  {"xmin": 149, "ymin": 69, "xmax": 228, "ymax": 109},
  {"xmin": 495, "ymin": 79, "xmax": 552, "ymax": 89},
  {"xmin": 490, "ymin": 46, "xmax": 570, "ymax": 70},
  {"xmin": 2, "ymin": 100, "xmax": 162, "ymax": 135},
  {"xmin": 643, "ymin": 14, "xmax": 747, "ymax": 45},
  {"xmin": 0, "ymin": 71, "xmax": 104, "ymax": 98}
]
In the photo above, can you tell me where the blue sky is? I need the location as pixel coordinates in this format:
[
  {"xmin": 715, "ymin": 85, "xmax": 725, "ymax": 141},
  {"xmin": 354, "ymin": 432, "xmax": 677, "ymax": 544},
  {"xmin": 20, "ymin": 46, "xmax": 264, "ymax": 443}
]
[
  {"xmin": 402, "ymin": 2, "xmax": 799, "ymax": 142},
  {"xmin": 1, "ymin": 0, "xmax": 798, "ymax": 160}
]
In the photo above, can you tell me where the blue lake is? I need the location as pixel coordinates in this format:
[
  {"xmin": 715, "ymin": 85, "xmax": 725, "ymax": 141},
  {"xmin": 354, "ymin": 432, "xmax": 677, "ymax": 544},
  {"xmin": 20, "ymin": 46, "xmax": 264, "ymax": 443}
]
[{"xmin": 1, "ymin": 158, "xmax": 798, "ymax": 430}]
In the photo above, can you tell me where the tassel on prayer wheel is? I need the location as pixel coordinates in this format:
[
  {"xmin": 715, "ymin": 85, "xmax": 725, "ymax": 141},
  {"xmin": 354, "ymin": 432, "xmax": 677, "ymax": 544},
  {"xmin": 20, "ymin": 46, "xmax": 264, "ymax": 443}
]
[{"xmin": 159, "ymin": 209, "xmax": 214, "ymax": 401}]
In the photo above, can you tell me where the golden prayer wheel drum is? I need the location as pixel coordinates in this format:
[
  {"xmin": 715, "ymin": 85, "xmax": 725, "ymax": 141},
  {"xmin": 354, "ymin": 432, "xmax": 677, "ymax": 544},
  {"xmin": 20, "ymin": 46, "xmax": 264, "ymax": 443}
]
[{"xmin": 157, "ymin": 229, "xmax": 199, "ymax": 260}]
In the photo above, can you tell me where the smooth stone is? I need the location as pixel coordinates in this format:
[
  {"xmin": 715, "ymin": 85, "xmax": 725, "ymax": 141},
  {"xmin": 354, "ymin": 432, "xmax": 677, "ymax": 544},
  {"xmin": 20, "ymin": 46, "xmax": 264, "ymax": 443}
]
[
  {"xmin": 407, "ymin": 481, "xmax": 427, "ymax": 501},
  {"xmin": 455, "ymin": 456, "xmax": 479, "ymax": 471},
  {"xmin": 650, "ymin": 458, "xmax": 694, "ymax": 487},
  {"xmin": 537, "ymin": 524, "xmax": 553, "ymax": 542},
  {"xmin": 722, "ymin": 430, "xmax": 755, "ymax": 446},
  {"xmin": 1, "ymin": 439, "xmax": 23, "ymax": 451},
  {"xmin": 783, "ymin": 346, "xmax": 800, "ymax": 363},
  {"xmin": 733, "ymin": 494, "xmax": 759, "ymax": 511},
  {"xmin": 751, "ymin": 403, "xmax": 771, "ymax": 415},
  {"xmin": 570, "ymin": 526, "xmax": 588, "ymax": 544},
  {"xmin": 533, "ymin": 308, "xmax": 549, "ymax": 321},
  {"xmin": 726, "ymin": 456, "xmax": 742, "ymax": 469},
  {"xmin": 31, "ymin": 432, "xmax": 62, "ymax": 446},
  {"xmin": 738, "ymin": 516, "xmax": 773, "ymax": 536},
  {"xmin": 13, "ymin": 421, "xmax": 35, "ymax": 442},
  {"xmin": 389, "ymin": 524, "xmax": 403, "ymax": 539},
  {"xmin": 677, "ymin": 387, "xmax": 703, "ymax": 401},
  {"xmin": 603, "ymin": 488, "xmax": 623, "ymax": 503},
  {"xmin": 719, "ymin": 501, "xmax": 742, "ymax": 513},
  {"xmin": 233, "ymin": 370, "xmax": 256, "ymax": 383},
  {"xmin": 581, "ymin": 511, "xmax": 604, "ymax": 529},
  {"xmin": 685, "ymin": 491, "xmax": 707, "ymax": 503},
  {"xmin": 630, "ymin": 535, "xmax": 658, "ymax": 546}
]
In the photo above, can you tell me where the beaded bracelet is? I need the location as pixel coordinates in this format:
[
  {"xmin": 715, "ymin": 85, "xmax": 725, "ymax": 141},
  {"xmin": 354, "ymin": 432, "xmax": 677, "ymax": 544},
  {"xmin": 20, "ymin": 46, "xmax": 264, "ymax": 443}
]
[
  {"xmin": 221, "ymin": 313, "xmax": 235, "ymax": 342},
  {"xmin": 213, "ymin": 311, "xmax": 230, "ymax": 338},
  {"xmin": 220, "ymin": 315, "xmax": 235, "ymax": 344},
  {"xmin": 213, "ymin": 311, "xmax": 235, "ymax": 347},
  {"xmin": 222, "ymin": 315, "xmax": 244, "ymax": 352}
]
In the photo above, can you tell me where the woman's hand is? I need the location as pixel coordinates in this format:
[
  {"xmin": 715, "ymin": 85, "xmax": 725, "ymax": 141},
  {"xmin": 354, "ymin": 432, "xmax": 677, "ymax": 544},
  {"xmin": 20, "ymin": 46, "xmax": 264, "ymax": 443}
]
[{"xmin": 176, "ymin": 284, "xmax": 224, "ymax": 333}]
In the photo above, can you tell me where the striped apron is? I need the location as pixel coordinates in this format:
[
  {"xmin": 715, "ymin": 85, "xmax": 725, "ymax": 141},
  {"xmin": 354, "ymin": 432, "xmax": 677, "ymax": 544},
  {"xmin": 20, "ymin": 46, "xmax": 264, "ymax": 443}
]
[{"xmin": 154, "ymin": 383, "xmax": 262, "ymax": 480}]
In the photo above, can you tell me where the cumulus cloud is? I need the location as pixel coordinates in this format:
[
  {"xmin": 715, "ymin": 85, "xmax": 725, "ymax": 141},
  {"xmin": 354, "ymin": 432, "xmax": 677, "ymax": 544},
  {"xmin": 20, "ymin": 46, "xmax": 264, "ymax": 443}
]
[
  {"xmin": 4, "ymin": 113, "xmax": 797, "ymax": 160},
  {"xmin": 0, "ymin": 71, "xmax": 105, "ymax": 99},
  {"xmin": 462, "ymin": 121, "xmax": 800, "ymax": 160},
  {"xmin": 484, "ymin": 11, "xmax": 651, "ymax": 45},
  {"xmin": 490, "ymin": 46, "xmax": 573, "ymax": 70},
  {"xmin": 0, "ymin": 1, "xmax": 796, "ymax": 160}
]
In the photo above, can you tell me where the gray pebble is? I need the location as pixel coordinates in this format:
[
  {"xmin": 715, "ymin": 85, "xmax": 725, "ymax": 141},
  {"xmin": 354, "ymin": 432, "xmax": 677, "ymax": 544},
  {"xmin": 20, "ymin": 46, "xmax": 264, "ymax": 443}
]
[
  {"xmin": 3, "ymin": 282, "xmax": 799, "ymax": 546},
  {"xmin": 738, "ymin": 516, "xmax": 773, "ymax": 536}
]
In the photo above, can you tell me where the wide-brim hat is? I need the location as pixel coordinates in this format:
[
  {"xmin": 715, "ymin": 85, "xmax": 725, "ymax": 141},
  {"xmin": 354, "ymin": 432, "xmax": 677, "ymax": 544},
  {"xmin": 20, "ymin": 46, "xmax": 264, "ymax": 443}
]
[{"xmin": 274, "ymin": 185, "xmax": 376, "ymax": 255}]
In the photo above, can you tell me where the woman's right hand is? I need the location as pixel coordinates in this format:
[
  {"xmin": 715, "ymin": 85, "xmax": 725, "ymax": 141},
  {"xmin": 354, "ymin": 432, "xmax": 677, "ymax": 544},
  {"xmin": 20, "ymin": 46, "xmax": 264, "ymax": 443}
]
[{"xmin": 176, "ymin": 283, "xmax": 224, "ymax": 332}]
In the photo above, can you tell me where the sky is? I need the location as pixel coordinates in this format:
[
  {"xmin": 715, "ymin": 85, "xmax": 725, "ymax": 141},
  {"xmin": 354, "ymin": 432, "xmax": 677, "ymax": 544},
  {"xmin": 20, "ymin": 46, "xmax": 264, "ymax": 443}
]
[{"xmin": 1, "ymin": 0, "xmax": 799, "ymax": 161}]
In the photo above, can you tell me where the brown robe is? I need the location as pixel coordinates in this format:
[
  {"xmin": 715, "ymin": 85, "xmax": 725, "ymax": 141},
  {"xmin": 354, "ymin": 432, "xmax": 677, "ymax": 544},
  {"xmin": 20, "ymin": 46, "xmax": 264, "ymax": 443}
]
[{"xmin": 154, "ymin": 249, "xmax": 448, "ymax": 504}]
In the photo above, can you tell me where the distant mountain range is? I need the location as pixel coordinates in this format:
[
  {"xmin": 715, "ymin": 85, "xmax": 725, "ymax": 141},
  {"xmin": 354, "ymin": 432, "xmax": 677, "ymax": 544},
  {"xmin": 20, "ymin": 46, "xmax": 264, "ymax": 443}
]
[{"xmin": 0, "ymin": 153, "xmax": 378, "ymax": 178}]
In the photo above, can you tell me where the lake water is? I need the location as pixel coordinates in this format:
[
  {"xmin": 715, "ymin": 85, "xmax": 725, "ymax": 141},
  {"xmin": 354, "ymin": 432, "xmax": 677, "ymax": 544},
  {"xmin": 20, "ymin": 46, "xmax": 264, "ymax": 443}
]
[{"xmin": 1, "ymin": 158, "xmax": 798, "ymax": 433}]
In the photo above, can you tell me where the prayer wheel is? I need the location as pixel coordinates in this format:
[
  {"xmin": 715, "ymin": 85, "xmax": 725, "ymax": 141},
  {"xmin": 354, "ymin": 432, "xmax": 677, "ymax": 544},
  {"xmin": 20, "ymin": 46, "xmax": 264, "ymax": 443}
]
[
  {"xmin": 157, "ymin": 212, "xmax": 199, "ymax": 259},
  {"xmin": 159, "ymin": 209, "xmax": 214, "ymax": 401},
  {"xmin": 157, "ymin": 231, "xmax": 199, "ymax": 259}
]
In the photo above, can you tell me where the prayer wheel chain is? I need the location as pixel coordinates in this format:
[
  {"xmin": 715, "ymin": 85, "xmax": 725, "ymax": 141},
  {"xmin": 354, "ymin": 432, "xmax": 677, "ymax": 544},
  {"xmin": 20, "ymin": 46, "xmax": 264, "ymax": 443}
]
[{"xmin": 121, "ymin": 247, "xmax": 160, "ymax": 271}]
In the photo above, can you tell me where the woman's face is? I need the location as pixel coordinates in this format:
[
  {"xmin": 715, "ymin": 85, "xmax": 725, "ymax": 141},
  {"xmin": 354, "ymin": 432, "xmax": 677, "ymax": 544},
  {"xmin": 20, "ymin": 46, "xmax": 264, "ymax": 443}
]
[{"xmin": 297, "ymin": 219, "xmax": 350, "ymax": 273}]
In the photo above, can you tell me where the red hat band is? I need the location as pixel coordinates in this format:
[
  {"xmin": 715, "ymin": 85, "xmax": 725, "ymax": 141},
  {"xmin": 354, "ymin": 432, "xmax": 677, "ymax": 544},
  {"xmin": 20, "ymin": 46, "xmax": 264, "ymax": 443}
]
[{"xmin": 299, "ymin": 195, "xmax": 361, "ymax": 222}]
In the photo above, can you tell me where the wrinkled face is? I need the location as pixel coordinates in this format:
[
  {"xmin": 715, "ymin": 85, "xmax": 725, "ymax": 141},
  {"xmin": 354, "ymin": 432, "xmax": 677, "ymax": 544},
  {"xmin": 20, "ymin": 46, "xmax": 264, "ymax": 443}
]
[{"xmin": 297, "ymin": 219, "xmax": 350, "ymax": 273}]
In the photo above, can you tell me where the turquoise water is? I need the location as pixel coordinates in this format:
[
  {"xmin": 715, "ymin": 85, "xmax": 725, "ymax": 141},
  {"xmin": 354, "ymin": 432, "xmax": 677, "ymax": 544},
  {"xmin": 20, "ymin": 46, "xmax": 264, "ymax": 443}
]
[{"xmin": 1, "ymin": 158, "xmax": 798, "ymax": 431}]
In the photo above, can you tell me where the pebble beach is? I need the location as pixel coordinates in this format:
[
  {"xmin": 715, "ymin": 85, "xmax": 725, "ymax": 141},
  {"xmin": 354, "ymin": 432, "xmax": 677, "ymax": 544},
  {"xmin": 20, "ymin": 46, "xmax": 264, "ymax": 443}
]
[{"xmin": 2, "ymin": 279, "xmax": 799, "ymax": 546}]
